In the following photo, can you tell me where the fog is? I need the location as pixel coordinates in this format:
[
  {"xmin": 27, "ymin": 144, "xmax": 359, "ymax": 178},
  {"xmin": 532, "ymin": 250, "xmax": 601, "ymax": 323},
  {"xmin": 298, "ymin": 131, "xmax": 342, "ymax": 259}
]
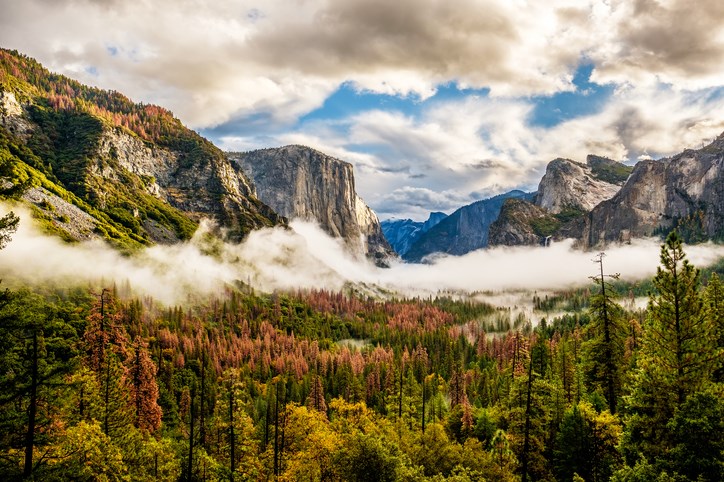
[{"xmin": 1, "ymin": 205, "xmax": 722, "ymax": 305}]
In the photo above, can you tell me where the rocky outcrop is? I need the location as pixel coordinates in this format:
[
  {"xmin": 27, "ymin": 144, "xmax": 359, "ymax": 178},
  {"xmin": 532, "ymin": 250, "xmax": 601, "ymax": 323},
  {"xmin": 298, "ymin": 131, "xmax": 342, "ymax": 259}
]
[
  {"xmin": 0, "ymin": 90, "xmax": 33, "ymax": 139},
  {"xmin": 381, "ymin": 211, "xmax": 447, "ymax": 256},
  {"xmin": 96, "ymin": 129, "xmax": 280, "ymax": 239},
  {"xmin": 229, "ymin": 145, "xmax": 394, "ymax": 262},
  {"xmin": 403, "ymin": 190, "xmax": 534, "ymax": 262},
  {"xmin": 488, "ymin": 199, "xmax": 554, "ymax": 246},
  {"xmin": 535, "ymin": 156, "xmax": 628, "ymax": 214},
  {"xmin": 584, "ymin": 133, "xmax": 724, "ymax": 247}
]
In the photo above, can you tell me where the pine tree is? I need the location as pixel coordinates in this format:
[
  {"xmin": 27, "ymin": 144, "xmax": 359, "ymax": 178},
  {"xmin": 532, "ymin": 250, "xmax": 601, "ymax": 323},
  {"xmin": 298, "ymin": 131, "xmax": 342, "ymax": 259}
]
[
  {"xmin": 623, "ymin": 232, "xmax": 718, "ymax": 465},
  {"xmin": 306, "ymin": 375, "xmax": 327, "ymax": 413},
  {"xmin": 0, "ymin": 290, "xmax": 78, "ymax": 478},
  {"xmin": 705, "ymin": 273, "xmax": 724, "ymax": 381},
  {"xmin": 582, "ymin": 253, "xmax": 625, "ymax": 413},
  {"xmin": 0, "ymin": 210, "xmax": 18, "ymax": 249}
]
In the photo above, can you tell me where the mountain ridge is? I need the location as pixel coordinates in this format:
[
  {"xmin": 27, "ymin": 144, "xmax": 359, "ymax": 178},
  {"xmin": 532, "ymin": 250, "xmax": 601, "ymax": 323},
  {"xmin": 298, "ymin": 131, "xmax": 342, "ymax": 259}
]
[{"xmin": 0, "ymin": 48, "xmax": 284, "ymax": 248}]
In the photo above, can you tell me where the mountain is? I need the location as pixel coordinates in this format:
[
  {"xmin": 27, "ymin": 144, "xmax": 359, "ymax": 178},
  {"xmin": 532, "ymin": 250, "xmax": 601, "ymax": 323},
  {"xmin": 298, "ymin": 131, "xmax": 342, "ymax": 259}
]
[
  {"xmin": 381, "ymin": 211, "xmax": 447, "ymax": 256},
  {"xmin": 403, "ymin": 190, "xmax": 534, "ymax": 262},
  {"xmin": 228, "ymin": 145, "xmax": 394, "ymax": 262},
  {"xmin": 488, "ymin": 198, "xmax": 560, "ymax": 247},
  {"xmin": 535, "ymin": 155, "xmax": 630, "ymax": 214},
  {"xmin": 490, "ymin": 155, "xmax": 632, "ymax": 247},
  {"xmin": 0, "ymin": 49, "xmax": 282, "ymax": 248},
  {"xmin": 584, "ymin": 133, "xmax": 724, "ymax": 247}
]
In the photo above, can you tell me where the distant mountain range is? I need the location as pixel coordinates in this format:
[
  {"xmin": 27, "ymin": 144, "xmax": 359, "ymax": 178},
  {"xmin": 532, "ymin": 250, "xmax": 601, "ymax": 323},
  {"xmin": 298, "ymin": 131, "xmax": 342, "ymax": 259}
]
[
  {"xmin": 381, "ymin": 212, "xmax": 447, "ymax": 257},
  {"xmin": 401, "ymin": 190, "xmax": 534, "ymax": 262},
  {"xmin": 1, "ymin": 48, "xmax": 721, "ymax": 264}
]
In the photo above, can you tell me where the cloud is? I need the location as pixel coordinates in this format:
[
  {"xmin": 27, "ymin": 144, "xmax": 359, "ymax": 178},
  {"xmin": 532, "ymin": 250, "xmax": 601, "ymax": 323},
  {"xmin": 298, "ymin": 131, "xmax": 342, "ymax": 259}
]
[
  {"xmin": 590, "ymin": 0, "xmax": 724, "ymax": 90},
  {"xmin": 2, "ymin": 204, "xmax": 722, "ymax": 306},
  {"xmin": 374, "ymin": 187, "xmax": 474, "ymax": 220},
  {"xmin": 5, "ymin": 0, "xmax": 721, "ymax": 131}
]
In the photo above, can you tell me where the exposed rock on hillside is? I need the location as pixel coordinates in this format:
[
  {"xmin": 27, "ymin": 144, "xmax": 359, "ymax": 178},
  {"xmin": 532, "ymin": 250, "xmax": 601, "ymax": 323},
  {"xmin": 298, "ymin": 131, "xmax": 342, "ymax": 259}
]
[
  {"xmin": 535, "ymin": 156, "xmax": 628, "ymax": 214},
  {"xmin": 229, "ymin": 145, "xmax": 394, "ymax": 262},
  {"xmin": 584, "ymin": 133, "xmax": 724, "ymax": 247},
  {"xmin": 0, "ymin": 49, "xmax": 283, "ymax": 247},
  {"xmin": 489, "ymin": 198, "xmax": 559, "ymax": 247}
]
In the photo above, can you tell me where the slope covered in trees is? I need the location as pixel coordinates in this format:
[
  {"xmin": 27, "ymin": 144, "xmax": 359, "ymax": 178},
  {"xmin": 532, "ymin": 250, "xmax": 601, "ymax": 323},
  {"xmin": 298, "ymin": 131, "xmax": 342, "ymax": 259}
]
[
  {"xmin": 0, "ymin": 49, "xmax": 282, "ymax": 248},
  {"xmin": 0, "ymin": 232, "xmax": 722, "ymax": 481}
]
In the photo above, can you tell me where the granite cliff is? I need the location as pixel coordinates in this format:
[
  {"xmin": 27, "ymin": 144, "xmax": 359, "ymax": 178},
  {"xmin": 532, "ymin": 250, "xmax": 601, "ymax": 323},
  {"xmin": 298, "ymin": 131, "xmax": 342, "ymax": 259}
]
[
  {"xmin": 584, "ymin": 133, "xmax": 724, "ymax": 247},
  {"xmin": 535, "ymin": 155, "xmax": 628, "ymax": 214},
  {"xmin": 229, "ymin": 146, "xmax": 394, "ymax": 262}
]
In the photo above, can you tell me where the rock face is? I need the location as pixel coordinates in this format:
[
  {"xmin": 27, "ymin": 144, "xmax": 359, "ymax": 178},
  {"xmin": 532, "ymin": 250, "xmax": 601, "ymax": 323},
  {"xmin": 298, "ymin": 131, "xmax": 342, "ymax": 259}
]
[
  {"xmin": 488, "ymin": 155, "xmax": 632, "ymax": 247},
  {"xmin": 229, "ymin": 145, "xmax": 394, "ymax": 261},
  {"xmin": 584, "ymin": 134, "xmax": 724, "ymax": 247},
  {"xmin": 535, "ymin": 156, "xmax": 628, "ymax": 214},
  {"xmin": 95, "ymin": 129, "xmax": 280, "ymax": 237},
  {"xmin": 0, "ymin": 49, "xmax": 283, "ymax": 246},
  {"xmin": 488, "ymin": 199, "xmax": 554, "ymax": 247},
  {"xmin": 381, "ymin": 212, "xmax": 447, "ymax": 256},
  {"xmin": 403, "ymin": 190, "xmax": 534, "ymax": 262}
]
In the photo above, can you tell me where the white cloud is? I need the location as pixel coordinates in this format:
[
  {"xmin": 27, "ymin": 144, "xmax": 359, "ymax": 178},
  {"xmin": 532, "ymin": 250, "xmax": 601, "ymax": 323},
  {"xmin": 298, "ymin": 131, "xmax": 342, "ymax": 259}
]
[{"xmin": 5, "ymin": 0, "xmax": 721, "ymax": 130}]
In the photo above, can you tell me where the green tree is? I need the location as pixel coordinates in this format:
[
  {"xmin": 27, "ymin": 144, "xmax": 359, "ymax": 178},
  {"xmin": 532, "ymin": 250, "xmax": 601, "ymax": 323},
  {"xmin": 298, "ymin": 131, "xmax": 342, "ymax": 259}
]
[
  {"xmin": 623, "ymin": 232, "xmax": 719, "ymax": 465},
  {"xmin": 667, "ymin": 384, "xmax": 724, "ymax": 481},
  {"xmin": 0, "ymin": 289, "xmax": 78, "ymax": 478},
  {"xmin": 0, "ymin": 209, "xmax": 18, "ymax": 249},
  {"xmin": 583, "ymin": 253, "xmax": 625, "ymax": 414},
  {"xmin": 553, "ymin": 402, "xmax": 622, "ymax": 482},
  {"xmin": 705, "ymin": 273, "xmax": 724, "ymax": 381}
]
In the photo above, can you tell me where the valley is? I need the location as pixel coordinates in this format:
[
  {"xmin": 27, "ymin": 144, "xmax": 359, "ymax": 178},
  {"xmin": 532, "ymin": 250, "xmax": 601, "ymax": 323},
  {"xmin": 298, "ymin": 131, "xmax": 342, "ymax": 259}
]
[{"xmin": 0, "ymin": 46, "xmax": 723, "ymax": 482}]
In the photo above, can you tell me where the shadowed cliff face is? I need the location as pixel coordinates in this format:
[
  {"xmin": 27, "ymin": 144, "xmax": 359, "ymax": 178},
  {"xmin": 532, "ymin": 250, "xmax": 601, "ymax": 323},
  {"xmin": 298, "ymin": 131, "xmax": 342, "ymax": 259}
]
[
  {"xmin": 584, "ymin": 133, "xmax": 724, "ymax": 247},
  {"xmin": 381, "ymin": 212, "xmax": 448, "ymax": 256},
  {"xmin": 228, "ymin": 145, "xmax": 394, "ymax": 262}
]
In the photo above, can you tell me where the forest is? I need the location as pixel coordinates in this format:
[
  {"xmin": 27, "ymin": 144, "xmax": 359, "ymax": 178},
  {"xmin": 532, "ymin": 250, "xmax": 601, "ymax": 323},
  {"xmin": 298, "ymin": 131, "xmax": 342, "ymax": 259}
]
[{"xmin": 0, "ymin": 201, "xmax": 722, "ymax": 482}]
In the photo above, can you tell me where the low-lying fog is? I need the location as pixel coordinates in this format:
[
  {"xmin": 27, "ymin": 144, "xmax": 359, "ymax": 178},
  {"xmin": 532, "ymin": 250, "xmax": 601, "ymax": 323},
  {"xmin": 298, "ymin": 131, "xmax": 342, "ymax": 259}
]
[{"xmin": 1, "ymin": 205, "xmax": 722, "ymax": 307}]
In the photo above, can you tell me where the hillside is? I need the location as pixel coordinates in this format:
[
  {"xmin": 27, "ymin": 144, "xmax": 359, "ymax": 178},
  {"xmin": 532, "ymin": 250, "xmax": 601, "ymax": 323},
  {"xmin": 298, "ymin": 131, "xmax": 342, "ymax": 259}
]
[{"xmin": 0, "ymin": 49, "xmax": 282, "ymax": 248}]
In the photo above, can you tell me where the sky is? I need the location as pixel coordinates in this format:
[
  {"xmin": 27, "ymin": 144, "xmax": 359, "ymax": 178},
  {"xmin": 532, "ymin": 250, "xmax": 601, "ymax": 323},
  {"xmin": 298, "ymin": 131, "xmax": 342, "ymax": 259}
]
[{"xmin": 1, "ymin": 0, "xmax": 724, "ymax": 221}]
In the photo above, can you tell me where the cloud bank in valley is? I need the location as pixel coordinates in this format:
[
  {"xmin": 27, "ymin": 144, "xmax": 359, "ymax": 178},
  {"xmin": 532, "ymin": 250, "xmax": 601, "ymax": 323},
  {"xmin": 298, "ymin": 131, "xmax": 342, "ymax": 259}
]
[{"xmin": 1, "ymin": 206, "xmax": 722, "ymax": 306}]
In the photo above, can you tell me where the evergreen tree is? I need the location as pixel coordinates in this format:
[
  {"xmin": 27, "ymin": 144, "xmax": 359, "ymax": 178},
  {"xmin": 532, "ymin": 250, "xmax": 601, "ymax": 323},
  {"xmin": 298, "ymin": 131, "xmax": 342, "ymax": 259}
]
[
  {"xmin": 582, "ymin": 252, "xmax": 625, "ymax": 413},
  {"xmin": 306, "ymin": 374, "xmax": 328, "ymax": 414},
  {"xmin": 0, "ymin": 209, "xmax": 18, "ymax": 249},
  {"xmin": 705, "ymin": 273, "xmax": 724, "ymax": 381},
  {"xmin": 553, "ymin": 402, "xmax": 622, "ymax": 482},
  {"xmin": 623, "ymin": 232, "xmax": 719, "ymax": 465},
  {"xmin": 0, "ymin": 290, "xmax": 78, "ymax": 478}
]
